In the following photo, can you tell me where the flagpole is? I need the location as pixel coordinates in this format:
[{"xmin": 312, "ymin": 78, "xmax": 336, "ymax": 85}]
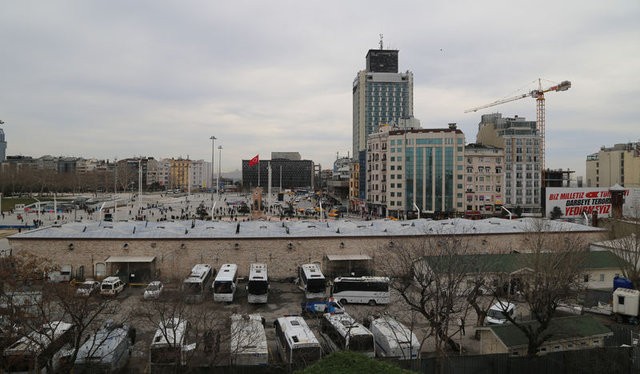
[
  {"xmin": 258, "ymin": 160, "xmax": 261, "ymax": 187},
  {"xmin": 268, "ymin": 162, "xmax": 272, "ymax": 207}
]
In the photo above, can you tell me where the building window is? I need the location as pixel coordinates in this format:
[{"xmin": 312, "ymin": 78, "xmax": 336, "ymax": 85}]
[{"xmin": 599, "ymin": 274, "xmax": 605, "ymax": 282}]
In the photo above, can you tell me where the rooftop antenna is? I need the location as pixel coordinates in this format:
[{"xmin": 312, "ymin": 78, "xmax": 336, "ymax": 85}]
[{"xmin": 379, "ymin": 34, "xmax": 384, "ymax": 49}]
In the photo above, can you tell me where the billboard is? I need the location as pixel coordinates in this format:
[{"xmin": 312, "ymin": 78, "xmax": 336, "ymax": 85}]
[{"xmin": 546, "ymin": 187, "xmax": 639, "ymax": 218}]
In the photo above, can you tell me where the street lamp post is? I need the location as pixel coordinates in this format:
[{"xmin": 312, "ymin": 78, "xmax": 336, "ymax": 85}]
[
  {"xmin": 210, "ymin": 136, "xmax": 216, "ymax": 201},
  {"xmin": 217, "ymin": 145, "xmax": 222, "ymax": 198}
]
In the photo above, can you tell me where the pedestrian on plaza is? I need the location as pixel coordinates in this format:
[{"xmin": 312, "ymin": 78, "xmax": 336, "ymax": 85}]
[{"xmin": 458, "ymin": 317, "xmax": 465, "ymax": 336}]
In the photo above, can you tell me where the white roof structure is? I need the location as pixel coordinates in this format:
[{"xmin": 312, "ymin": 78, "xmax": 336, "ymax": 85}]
[
  {"xmin": 4, "ymin": 321, "xmax": 73, "ymax": 354},
  {"xmin": 324, "ymin": 313, "xmax": 371, "ymax": 339},
  {"xmin": 75, "ymin": 321, "xmax": 131, "ymax": 366},
  {"xmin": 276, "ymin": 316, "xmax": 319, "ymax": 348},
  {"xmin": 151, "ymin": 318, "xmax": 188, "ymax": 348},
  {"xmin": 9, "ymin": 217, "xmax": 602, "ymax": 241},
  {"xmin": 230, "ymin": 314, "xmax": 267, "ymax": 358}
]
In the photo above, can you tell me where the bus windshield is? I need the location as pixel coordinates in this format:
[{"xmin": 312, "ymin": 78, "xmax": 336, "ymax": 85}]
[
  {"xmin": 247, "ymin": 280, "xmax": 268, "ymax": 295},
  {"xmin": 349, "ymin": 335, "xmax": 374, "ymax": 352},
  {"xmin": 214, "ymin": 281, "xmax": 233, "ymax": 294},
  {"xmin": 150, "ymin": 346, "xmax": 180, "ymax": 364},
  {"xmin": 307, "ymin": 278, "xmax": 326, "ymax": 293},
  {"xmin": 183, "ymin": 282, "xmax": 203, "ymax": 295}
]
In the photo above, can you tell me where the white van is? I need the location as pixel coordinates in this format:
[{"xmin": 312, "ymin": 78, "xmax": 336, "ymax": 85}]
[
  {"xmin": 100, "ymin": 276, "xmax": 125, "ymax": 296},
  {"xmin": 486, "ymin": 301, "xmax": 516, "ymax": 325}
]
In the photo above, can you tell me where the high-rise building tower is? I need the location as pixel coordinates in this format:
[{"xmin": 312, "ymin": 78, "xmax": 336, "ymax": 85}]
[
  {"xmin": 352, "ymin": 48, "xmax": 414, "ymax": 158},
  {"xmin": 476, "ymin": 113, "xmax": 542, "ymax": 214},
  {"xmin": 0, "ymin": 125, "xmax": 6, "ymax": 162}
]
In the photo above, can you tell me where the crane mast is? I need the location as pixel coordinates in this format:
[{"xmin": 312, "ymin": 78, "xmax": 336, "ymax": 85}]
[{"xmin": 465, "ymin": 79, "xmax": 570, "ymax": 173}]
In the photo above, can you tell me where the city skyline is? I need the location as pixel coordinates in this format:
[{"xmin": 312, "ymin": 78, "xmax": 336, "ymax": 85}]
[{"xmin": 1, "ymin": 1, "xmax": 638, "ymax": 177}]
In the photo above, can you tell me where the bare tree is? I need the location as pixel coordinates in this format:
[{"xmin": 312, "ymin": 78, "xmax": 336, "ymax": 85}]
[
  {"xmin": 43, "ymin": 282, "xmax": 122, "ymax": 371},
  {"xmin": 604, "ymin": 212, "xmax": 640, "ymax": 286},
  {"xmin": 135, "ymin": 290, "xmax": 229, "ymax": 372},
  {"xmin": 382, "ymin": 235, "xmax": 478, "ymax": 357},
  {"xmin": 493, "ymin": 219, "xmax": 587, "ymax": 356},
  {"xmin": 1, "ymin": 253, "xmax": 121, "ymax": 372}
]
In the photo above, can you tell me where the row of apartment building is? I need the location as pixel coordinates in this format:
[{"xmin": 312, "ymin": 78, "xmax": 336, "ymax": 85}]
[
  {"xmin": 0, "ymin": 156, "xmax": 216, "ymax": 192},
  {"xmin": 348, "ymin": 113, "xmax": 545, "ymax": 217},
  {"xmin": 348, "ymin": 45, "xmax": 640, "ymax": 218}
]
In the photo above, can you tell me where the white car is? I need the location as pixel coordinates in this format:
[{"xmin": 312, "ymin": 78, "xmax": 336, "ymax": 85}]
[
  {"xmin": 144, "ymin": 281, "xmax": 164, "ymax": 300},
  {"xmin": 100, "ymin": 276, "xmax": 126, "ymax": 297},
  {"xmin": 76, "ymin": 280, "xmax": 100, "ymax": 297}
]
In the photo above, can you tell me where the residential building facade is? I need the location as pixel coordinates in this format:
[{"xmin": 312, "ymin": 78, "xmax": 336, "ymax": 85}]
[
  {"xmin": 586, "ymin": 142, "xmax": 640, "ymax": 188},
  {"xmin": 169, "ymin": 158, "xmax": 191, "ymax": 191},
  {"xmin": 367, "ymin": 124, "xmax": 466, "ymax": 217},
  {"xmin": 464, "ymin": 144, "xmax": 505, "ymax": 217},
  {"xmin": 476, "ymin": 113, "xmax": 542, "ymax": 214}
]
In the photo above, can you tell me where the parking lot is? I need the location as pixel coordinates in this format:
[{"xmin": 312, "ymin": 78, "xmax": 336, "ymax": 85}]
[{"xmin": 87, "ymin": 277, "xmax": 502, "ymax": 371}]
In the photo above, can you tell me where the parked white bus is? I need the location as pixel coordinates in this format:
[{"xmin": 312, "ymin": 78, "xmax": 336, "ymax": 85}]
[
  {"xmin": 320, "ymin": 313, "xmax": 375, "ymax": 358},
  {"xmin": 331, "ymin": 276, "xmax": 390, "ymax": 306},
  {"xmin": 368, "ymin": 316, "xmax": 420, "ymax": 360},
  {"xmin": 297, "ymin": 263, "xmax": 326, "ymax": 299},
  {"xmin": 230, "ymin": 314, "xmax": 268, "ymax": 366},
  {"xmin": 274, "ymin": 316, "xmax": 322, "ymax": 368},
  {"xmin": 213, "ymin": 264, "xmax": 238, "ymax": 302},
  {"xmin": 182, "ymin": 264, "xmax": 213, "ymax": 303},
  {"xmin": 3, "ymin": 321, "xmax": 75, "ymax": 373},
  {"xmin": 74, "ymin": 320, "xmax": 135, "ymax": 373},
  {"xmin": 149, "ymin": 318, "xmax": 195, "ymax": 372},
  {"xmin": 246, "ymin": 263, "xmax": 269, "ymax": 304}
]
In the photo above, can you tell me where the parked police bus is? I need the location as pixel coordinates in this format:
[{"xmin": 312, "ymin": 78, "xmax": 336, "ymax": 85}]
[
  {"xmin": 297, "ymin": 263, "xmax": 326, "ymax": 299},
  {"xmin": 182, "ymin": 264, "xmax": 213, "ymax": 303},
  {"xmin": 3, "ymin": 321, "xmax": 75, "ymax": 373},
  {"xmin": 274, "ymin": 316, "xmax": 322, "ymax": 368},
  {"xmin": 331, "ymin": 276, "xmax": 390, "ymax": 306},
  {"xmin": 149, "ymin": 318, "xmax": 195, "ymax": 372},
  {"xmin": 230, "ymin": 314, "xmax": 268, "ymax": 366},
  {"xmin": 213, "ymin": 264, "xmax": 238, "ymax": 302},
  {"xmin": 74, "ymin": 320, "xmax": 135, "ymax": 373},
  {"xmin": 367, "ymin": 315, "xmax": 420, "ymax": 360},
  {"xmin": 246, "ymin": 263, "xmax": 269, "ymax": 304},
  {"xmin": 319, "ymin": 313, "xmax": 375, "ymax": 358}
]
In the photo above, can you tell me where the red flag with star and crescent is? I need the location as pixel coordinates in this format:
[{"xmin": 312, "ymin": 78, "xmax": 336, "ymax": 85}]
[{"xmin": 248, "ymin": 154, "xmax": 259, "ymax": 167}]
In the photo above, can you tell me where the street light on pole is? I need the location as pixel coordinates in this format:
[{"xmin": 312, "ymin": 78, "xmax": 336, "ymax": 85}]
[
  {"xmin": 217, "ymin": 145, "xmax": 222, "ymax": 198},
  {"xmin": 210, "ymin": 136, "xmax": 216, "ymax": 201}
]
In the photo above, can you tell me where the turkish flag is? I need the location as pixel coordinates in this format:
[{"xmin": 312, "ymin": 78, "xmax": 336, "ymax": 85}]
[{"xmin": 248, "ymin": 154, "xmax": 259, "ymax": 167}]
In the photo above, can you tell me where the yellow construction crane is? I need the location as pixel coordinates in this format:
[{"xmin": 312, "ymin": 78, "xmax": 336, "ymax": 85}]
[{"xmin": 465, "ymin": 79, "xmax": 571, "ymax": 172}]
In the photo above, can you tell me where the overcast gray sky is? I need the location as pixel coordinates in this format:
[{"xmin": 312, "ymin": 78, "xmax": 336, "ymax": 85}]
[{"xmin": 1, "ymin": 1, "xmax": 638, "ymax": 178}]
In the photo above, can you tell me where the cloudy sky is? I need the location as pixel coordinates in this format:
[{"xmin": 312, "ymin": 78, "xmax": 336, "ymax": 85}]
[{"xmin": 1, "ymin": 1, "xmax": 638, "ymax": 178}]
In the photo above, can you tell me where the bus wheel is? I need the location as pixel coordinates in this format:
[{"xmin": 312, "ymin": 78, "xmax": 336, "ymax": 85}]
[
  {"xmin": 368, "ymin": 300, "xmax": 377, "ymax": 306},
  {"xmin": 340, "ymin": 299, "xmax": 348, "ymax": 305}
]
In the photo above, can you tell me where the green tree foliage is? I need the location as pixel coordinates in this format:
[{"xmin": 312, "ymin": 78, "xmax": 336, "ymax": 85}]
[{"xmin": 297, "ymin": 351, "xmax": 412, "ymax": 374}]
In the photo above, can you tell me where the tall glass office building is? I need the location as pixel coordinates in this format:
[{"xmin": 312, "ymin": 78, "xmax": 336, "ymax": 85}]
[
  {"xmin": 352, "ymin": 49, "xmax": 413, "ymax": 158},
  {"xmin": 0, "ymin": 127, "xmax": 6, "ymax": 162},
  {"xmin": 367, "ymin": 125, "xmax": 465, "ymax": 217},
  {"xmin": 353, "ymin": 48, "xmax": 414, "ymax": 203}
]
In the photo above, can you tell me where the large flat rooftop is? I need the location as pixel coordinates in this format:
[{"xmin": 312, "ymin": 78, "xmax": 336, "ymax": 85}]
[{"xmin": 8, "ymin": 217, "xmax": 603, "ymax": 240}]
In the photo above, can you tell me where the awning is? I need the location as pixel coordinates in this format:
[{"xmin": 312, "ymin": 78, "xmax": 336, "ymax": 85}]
[
  {"xmin": 325, "ymin": 254, "xmax": 372, "ymax": 261},
  {"xmin": 105, "ymin": 256, "xmax": 156, "ymax": 263}
]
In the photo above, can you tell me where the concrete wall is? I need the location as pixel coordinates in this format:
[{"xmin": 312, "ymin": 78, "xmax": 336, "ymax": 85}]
[{"xmin": 8, "ymin": 229, "xmax": 606, "ymax": 282}]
